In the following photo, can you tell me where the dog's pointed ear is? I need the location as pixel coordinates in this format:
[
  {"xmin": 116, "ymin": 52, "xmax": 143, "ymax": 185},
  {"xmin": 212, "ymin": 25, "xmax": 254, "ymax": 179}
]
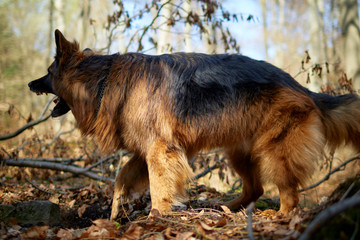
[
  {"xmin": 54, "ymin": 29, "xmax": 78, "ymax": 59},
  {"xmin": 55, "ymin": 29, "xmax": 68, "ymax": 58}
]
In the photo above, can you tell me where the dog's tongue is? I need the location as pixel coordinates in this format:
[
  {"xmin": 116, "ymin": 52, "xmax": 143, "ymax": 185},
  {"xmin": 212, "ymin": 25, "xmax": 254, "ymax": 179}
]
[{"xmin": 51, "ymin": 98, "xmax": 70, "ymax": 117}]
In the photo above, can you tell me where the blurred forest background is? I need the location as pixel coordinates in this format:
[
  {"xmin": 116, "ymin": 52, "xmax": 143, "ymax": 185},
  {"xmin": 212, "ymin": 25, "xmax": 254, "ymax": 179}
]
[
  {"xmin": 1, "ymin": 0, "xmax": 360, "ymax": 203},
  {"xmin": 1, "ymin": 1, "xmax": 360, "ymax": 238}
]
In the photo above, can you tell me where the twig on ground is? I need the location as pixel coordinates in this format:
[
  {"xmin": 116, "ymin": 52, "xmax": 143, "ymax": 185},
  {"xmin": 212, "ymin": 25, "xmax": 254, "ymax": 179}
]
[
  {"xmin": 299, "ymin": 194, "xmax": 360, "ymax": 240},
  {"xmin": 25, "ymin": 177, "xmax": 53, "ymax": 195},
  {"xmin": 299, "ymin": 155, "xmax": 360, "ymax": 192}
]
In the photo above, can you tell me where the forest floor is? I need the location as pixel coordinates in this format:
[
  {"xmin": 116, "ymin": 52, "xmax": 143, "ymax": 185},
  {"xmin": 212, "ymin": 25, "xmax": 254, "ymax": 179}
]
[{"xmin": 1, "ymin": 164, "xmax": 360, "ymax": 240}]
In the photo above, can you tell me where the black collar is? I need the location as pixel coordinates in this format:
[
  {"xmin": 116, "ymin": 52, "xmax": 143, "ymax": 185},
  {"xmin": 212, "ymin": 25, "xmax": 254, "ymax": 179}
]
[{"xmin": 95, "ymin": 75, "xmax": 108, "ymax": 117}]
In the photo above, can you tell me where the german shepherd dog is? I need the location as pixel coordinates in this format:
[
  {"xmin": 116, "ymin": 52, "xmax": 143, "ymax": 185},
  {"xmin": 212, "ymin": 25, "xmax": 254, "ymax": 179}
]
[{"xmin": 29, "ymin": 30, "xmax": 360, "ymax": 220}]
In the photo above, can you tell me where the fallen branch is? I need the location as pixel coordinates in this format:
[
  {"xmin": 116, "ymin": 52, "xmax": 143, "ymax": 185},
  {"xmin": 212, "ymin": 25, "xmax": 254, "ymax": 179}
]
[
  {"xmin": 299, "ymin": 194, "xmax": 360, "ymax": 240},
  {"xmin": 0, "ymin": 97, "xmax": 55, "ymax": 141},
  {"xmin": 2, "ymin": 158, "xmax": 114, "ymax": 183},
  {"xmin": 299, "ymin": 155, "xmax": 360, "ymax": 192}
]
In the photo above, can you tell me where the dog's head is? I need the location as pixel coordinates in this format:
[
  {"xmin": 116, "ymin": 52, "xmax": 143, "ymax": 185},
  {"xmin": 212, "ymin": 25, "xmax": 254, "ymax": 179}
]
[{"xmin": 28, "ymin": 30, "xmax": 93, "ymax": 117}]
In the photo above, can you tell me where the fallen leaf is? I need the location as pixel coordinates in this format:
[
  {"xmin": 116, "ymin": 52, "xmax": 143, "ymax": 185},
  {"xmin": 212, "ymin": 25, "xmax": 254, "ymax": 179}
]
[
  {"xmin": 198, "ymin": 220, "xmax": 213, "ymax": 231},
  {"xmin": 78, "ymin": 204, "xmax": 89, "ymax": 218},
  {"xmin": 49, "ymin": 194, "xmax": 60, "ymax": 204},
  {"xmin": 68, "ymin": 199, "xmax": 76, "ymax": 208},
  {"xmin": 220, "ymin": 205, "xmax": 231, "ymax": 214},
  {"xmin": 21, "ymin": 226, "xmax": 49, "ymax": 240},
  {"xmin": 289, "ymin": 214, "xmax": 303, "ymax": 230},
  {"xmin": 262, "ymin": 225, "xmax": 277, "ymax": 232},
  {"xmin": 175, "ymin": 231, "xmax": 195, "ymax": 240},
  {"xmin": 145, "ymin": 221, "xmax": 166, "ymax": 232},
  {"xmin": 57, "ymin": 229, "xmax": 73, "ymax": 240},
  {"xmin": 81, "ymin": 219, "xmax": 118, "ymax": 239},
  {"xmin": 164, "ymin": 227, "xmax": 175, "ymax": 239},
  {"xmin": 274, "ymin": 228, "xmax": 291, "ymax": 235},
  {"xmin": 122, "ymin": 223, "xmax": 144, "ymax": 240},
  {"xmin": 196, "ymin": 220, "xmax": 214, "ymax": 238},
  {"xmin": 142, "ymin": 232, "xmax": 164, "ymax": 240},
  {"xmin": 214, "ymin": 217, "xmax": 227, "ymax": 227},
  {"xmin": 259, "ymin": 209, "xmax": 277, "ymax": 219}
]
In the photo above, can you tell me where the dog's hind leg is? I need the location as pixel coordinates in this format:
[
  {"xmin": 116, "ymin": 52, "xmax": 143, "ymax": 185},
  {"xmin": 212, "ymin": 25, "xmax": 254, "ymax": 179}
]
[
  {"xmin": 224, "ymin": 146, "xmax": 264, "ymax": 210},
  {"xmin": 254, "ymin": 110, "xmax": 324, "ymax": 215},
  {"xmin": 111, "ymin": 154, "xmax": 149, "ymax": 220},
  {"xmin": 145, "ymin": 140, "xmax": 193, "ymax": 215}
]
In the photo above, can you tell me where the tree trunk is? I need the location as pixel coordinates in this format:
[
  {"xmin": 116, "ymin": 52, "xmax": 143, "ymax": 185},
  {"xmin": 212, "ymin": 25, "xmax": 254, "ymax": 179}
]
[
  {"xmin": 81, "ymin": 0, "xmax": 90, "ymax": 46},
  {"xmin": 184, "ymin": 0, "xmax": 192, "ymax": 52},
  {"xmin": 271, "ymin": 0, "xmax": 285, "ymax": 67},
  {"xmin": 203, "ymin": 24, "xmax": 217, "ymax": 53},
  {"xmin": 260, "ymin": 0, "xmax": 269, "ymax": 61},
  {"xmin": 307, "ymin": 0, "xmax": 323, "ymax": 92},
  {"xmin": 156, "ymin": 0, "xmax": 173, "ymax": 54},
  {"xmin": 54, "ymin": 0, "xmax": 65, "ymax": 32},
  {"xmin": 339, "ymin": 0, "xmax": 360, "ymax": 92},
  {"xmin": 47, "ymin": 0, "xmax": 54, "ymax": 65}
]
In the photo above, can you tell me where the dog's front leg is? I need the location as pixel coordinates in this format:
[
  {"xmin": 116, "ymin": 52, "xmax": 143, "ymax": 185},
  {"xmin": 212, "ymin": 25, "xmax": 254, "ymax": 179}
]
[
  {"xmin": 145, "ymin": 140, "xmax": 193, "ymax": 214},
  {"xmin": 110, "ymin": 154, "xmax": 149, "ymax": 220}
]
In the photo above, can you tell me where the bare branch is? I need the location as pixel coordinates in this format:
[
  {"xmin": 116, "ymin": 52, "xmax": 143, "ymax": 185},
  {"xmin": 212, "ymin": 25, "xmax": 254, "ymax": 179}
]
[
  {"xmin": 2, "ymin": 158, "xmax": 114, "ymax": 183},
  {"xmin": 0, "ymin": 114, "xmax": 51, "ymax": 141},
  {"xmin": 41, "ymin": 127, "xmax": 76, "ymax": 152},
  {"xmin": 194, "ymin": 156, "xmax": 226, "ymax": 179},
  {"xmin": 299, "ymin": 155, "xmax": 360, "ymax": 192},
  {"xmin": 130, "ymin": 0, "xmax": 172, "ymax": 53},
  {"xmin": 0, "ymin": 97, "xmax": 55, "ymax": 141},
  {"xmin": 246, "ymin": 202, "xmax": 255, "ymax": 240},
  {"xmin": 85, "ymin": 154, "xmax": 118, "ymax": 171},
  {"xmin": 299, "ymin": 194, "xmax": 360, "ymax": 240}
]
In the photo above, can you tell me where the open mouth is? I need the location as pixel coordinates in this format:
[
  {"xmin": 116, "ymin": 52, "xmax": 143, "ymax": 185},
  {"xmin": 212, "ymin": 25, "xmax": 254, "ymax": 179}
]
[
  {"xmin": 36, "ymin": 91, "xmax": 49, "ymax": 96},
  {"xmin": 35, "ymin": 91, "xmax": 70, "ymax": 117},
  {"xmin": 29, "ymin": 78, "xmax": 71, "ymax": 117},
  {"xmin": 51, "ymin": 96, "xmax": 71, "ymax": 117}
]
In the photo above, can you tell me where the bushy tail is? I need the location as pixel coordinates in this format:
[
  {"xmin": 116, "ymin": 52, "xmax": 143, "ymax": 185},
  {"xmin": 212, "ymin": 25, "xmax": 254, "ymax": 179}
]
[{"xmin": 311, "ymin": 92, "xmax": 360, "ymax": 152}]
